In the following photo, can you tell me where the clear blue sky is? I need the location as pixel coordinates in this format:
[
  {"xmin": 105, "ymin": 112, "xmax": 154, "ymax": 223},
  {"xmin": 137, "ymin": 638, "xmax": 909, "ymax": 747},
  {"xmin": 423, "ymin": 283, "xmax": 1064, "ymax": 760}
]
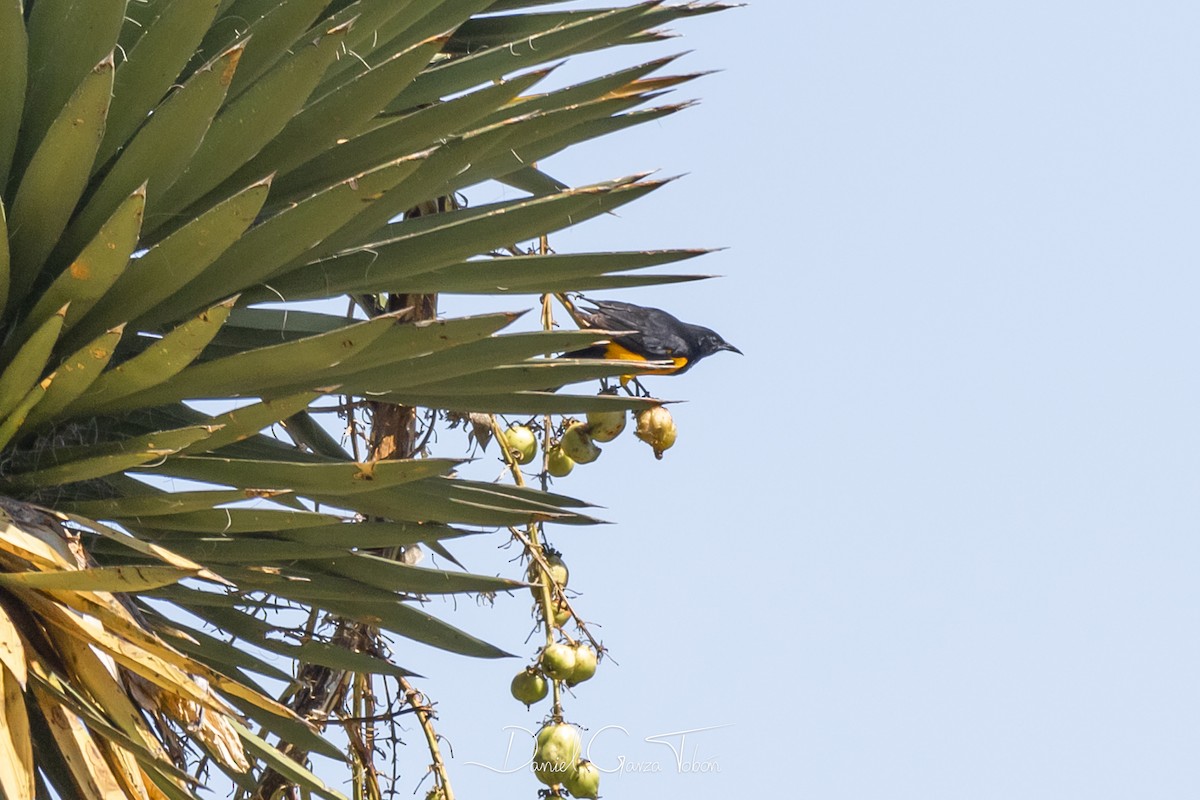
[{"xmin": 300, "ymin": 3, "xmax": 1200, "ymax": 798}]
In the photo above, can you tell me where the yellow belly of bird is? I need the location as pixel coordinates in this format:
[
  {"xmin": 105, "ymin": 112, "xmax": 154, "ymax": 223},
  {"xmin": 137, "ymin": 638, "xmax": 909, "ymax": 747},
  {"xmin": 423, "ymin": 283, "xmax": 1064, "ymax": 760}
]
[{"xmin": 603, "ymin": 343, "xmax": 688, "ymax": 377}]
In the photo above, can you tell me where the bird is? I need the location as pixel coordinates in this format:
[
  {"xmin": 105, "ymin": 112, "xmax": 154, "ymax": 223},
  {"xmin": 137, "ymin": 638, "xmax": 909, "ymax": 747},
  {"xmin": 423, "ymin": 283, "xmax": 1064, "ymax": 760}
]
[{"xmin": 563, "ymin": 298, "xmax": 742, "ymax": 375}]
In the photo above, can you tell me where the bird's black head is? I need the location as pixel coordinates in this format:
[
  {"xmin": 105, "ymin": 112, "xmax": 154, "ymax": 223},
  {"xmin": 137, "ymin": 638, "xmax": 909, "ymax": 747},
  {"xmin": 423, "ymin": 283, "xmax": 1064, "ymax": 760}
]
[{"xmin": 691, "ymin": 326, "xmax": 743, "ymax": 360}]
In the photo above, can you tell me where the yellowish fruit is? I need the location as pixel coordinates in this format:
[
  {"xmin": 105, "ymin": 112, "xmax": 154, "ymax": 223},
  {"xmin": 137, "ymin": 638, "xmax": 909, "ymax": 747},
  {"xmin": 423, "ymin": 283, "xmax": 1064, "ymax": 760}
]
[
  {"xmin": 501, "ymin": 425, "xmax": 537, "ymax": 464},
  {"xmin": 544, "ymin": 553, "xmax": 569, "ymax": 587},
  {"xmin": 560, "ymin": 422, "xmax": 600, "ymax": 464},
  {"xmin": 563, "ymin": 759, "xmax": 601, "ymax": 799},
  {"xmin": 586, "ymin": 408, "xmax": 626, "ymax": 442},
  {"xmin": 511, "ymin": 667, "xmax": 549, "ymax": 707},
  {"xmin": 552, "ymin": 597, "xmax": 572, "ymax": 627},
  {"xmin": 529, "ymin": 553, "xmax": 569, "ymax": 599},
  {"xmin": 533, "ymin": 723, "xmax": 582, "ymax": 786},
  {"xmin": 566, "ymin": 644, "xmax": 597, "ymax": 686},
  {"xmin": 539, "ymin": 642, "xmax": 576, "ymax": 681},
  {"xmin": 635, "ymin": 406, "xmax": 677, "ymax": 459},
  {"xmin": 546, "ymin": 445, "xmax": 575, "ymax": 477}
]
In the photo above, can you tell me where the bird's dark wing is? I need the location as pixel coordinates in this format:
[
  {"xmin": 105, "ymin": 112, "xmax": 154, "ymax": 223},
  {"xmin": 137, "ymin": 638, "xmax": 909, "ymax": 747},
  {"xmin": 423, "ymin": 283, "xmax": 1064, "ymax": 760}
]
[{"xmin": 579, "ymin": 300, "xmax": 693, "ymax": 357}]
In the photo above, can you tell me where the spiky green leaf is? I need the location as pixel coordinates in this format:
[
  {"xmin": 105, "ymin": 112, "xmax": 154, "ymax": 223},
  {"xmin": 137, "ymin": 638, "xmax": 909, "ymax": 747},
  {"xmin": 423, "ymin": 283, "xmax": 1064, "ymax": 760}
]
[
  {"xmin": 67, "ymin": 179, "xmax": 270, "ymax": 346},
  {"xmin": 22, "ymin": 325, "xmax": 125, "ymax": 430},
  {"xmin": 6, "ymin": 55, "xmax": 114, "ymax": 305},
  {"xmin": 154, "ymin": 20, "xmax": 352, "ymax": 222},
  {"xmin": 138, "ymin": 456, "xmax": 460, "ymax": 495},
  {"xmin": 2, "ymin": 426, "xmax": 217, "ymax": 488},
  {"xmin": 14, "ymin": 188, "xmax": 144, "ymax": 344},
  {"xmin": 19, "ymin": 0, "xmax": 123, "ymax": 169},
  {"xmin": 248, "ymin": 179, "xmax": 665, "ymax": 302},
  {"xmin": 60, "ymin": 300, "xmax": 235, "ymax": 419},
  {"xmin": 0, "ymin": 0, "xmax": 26, "ymax": 189},
  {"xmin": 100, "ymin": 0, "xmax": 224, "ymax": 163},
  {"xmin": 65, "ymin": 43, "xmax": 246, "ymax": 261},
  {"xmin": 0, "ymin": 308, "xmax": 65, "ymax": 421}
]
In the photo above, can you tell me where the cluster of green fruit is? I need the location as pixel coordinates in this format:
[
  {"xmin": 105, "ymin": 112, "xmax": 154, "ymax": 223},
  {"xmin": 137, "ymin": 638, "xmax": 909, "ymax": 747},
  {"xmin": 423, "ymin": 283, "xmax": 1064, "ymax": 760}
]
[
  {"xmin": 509, "ymin": 638, "xmax": 599, "ymax": 707},
  {"xmin": 531, "ymin": 723, "xmax": 601, "ymax": 799},
  {"xmin": 510, "ymin": 552, "xmax": 602, "ymax": 797},
  {"xmin": 501, "ymin": 404, "xmax": 678, "ymax": 473},
  {"xmin": 510, "ymin": 555, "xmax": 598, "ymax": 706}
]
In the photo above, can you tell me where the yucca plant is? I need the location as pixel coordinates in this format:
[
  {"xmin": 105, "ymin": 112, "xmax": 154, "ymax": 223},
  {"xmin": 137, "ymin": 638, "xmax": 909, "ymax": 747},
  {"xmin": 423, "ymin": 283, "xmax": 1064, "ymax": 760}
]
[{"xmin": 0, "ymin": 1, "xmax": 727, "ymax": 798}]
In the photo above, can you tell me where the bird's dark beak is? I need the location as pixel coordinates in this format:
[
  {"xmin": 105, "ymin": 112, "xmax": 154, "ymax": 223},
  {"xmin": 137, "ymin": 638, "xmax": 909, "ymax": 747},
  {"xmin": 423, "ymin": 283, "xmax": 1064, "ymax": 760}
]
[{"xmin": 721, "ymin": 342, "xmax": 743, "ymax": 356}]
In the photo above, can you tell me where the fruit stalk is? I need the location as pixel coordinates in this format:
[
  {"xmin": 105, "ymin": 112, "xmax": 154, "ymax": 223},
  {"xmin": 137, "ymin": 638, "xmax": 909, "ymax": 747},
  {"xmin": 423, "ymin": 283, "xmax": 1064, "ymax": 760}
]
[
  {"xmin": 398, "ymin": 676, "xmax": 455, "ymax": 800},
  {"xmin": 492, "ymin": 414, "xmax": 568, "ymax": 718}
]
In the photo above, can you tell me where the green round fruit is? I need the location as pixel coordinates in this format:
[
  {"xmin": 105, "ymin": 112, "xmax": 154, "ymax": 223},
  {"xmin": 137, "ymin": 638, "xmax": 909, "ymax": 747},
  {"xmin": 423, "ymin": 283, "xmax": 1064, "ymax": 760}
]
[
  {"xmin": 635, "ymin": 406, "xmax": 677, "ymax": 459},
  {"xmin": 560, "ymin": 423, "xmax": 601, "ymax": 464},
  {"xmin": 501, "ymin": 425, "xmax": 537, "ymax": 464},
  {"xmin": 586, "ymin": 408, "xmax": 626, "ymax": 442},
  {"xmin": 533, "ymin": 723, "xmax": 582, "ymax": 787},
  {"xmin": 566, "ymin": 644, "xmax": 597, "ymax": 686},
  {"xmin": 510, "ymin": 667, "xmax": 548, "ymax": 707},
  {"xmin": 539, "ymin": 642, "xmax": 576, "ymax": 681},
  {"xmin": 546, "ymin": 445, "xmax": 575, "ymax": 477},
  {"xmin": 563, "ymin": 759, "xmax": 601, "ymax": 799}
]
